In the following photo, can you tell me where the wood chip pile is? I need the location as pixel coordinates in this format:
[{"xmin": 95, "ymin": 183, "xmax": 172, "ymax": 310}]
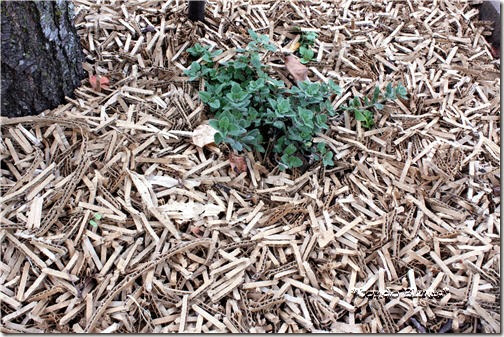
[{"xmin": 0, "ymin": 0, "xmax": 500, "ymax": 333}]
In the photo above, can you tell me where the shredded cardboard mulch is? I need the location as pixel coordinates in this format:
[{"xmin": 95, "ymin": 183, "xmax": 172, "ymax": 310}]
[{"xmin": 0, "ymin": 0, "xmax": 500, "ymax": 333}]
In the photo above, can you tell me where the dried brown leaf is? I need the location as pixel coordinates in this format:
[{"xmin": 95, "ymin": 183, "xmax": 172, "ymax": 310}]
[
  {"xmin": 284, "ymin": 54, "xmax": 308, "ymax": 82},
  {"xmin": 192, "ymin": 124, "xmax": 217, "ymax": 147}
]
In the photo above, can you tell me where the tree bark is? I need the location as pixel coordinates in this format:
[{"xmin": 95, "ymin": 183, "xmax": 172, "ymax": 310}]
[
  {"xmin": 1, "ymin": 1, "xmax": 85, "ymax": 117},
  {"xmin": 188, "ymin": 0, "xmax": 205, "ymax": 22}
]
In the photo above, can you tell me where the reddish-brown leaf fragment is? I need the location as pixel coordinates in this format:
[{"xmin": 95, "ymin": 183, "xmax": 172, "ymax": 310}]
[
  {"xmin": 284, "ymin": 54, "xmax": 308, "ymax": 82},
  {"xmin": 229, "ymin": 153, "xmax": 247, "ymax": 174},
  {"xmin": 89, "ymin": 75, "xmax": 110, "ymax": 92}
]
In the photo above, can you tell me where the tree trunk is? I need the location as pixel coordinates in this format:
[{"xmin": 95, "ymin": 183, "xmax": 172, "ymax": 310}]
[
  {"xmin": 188, "ymin": 0, "xmax": 205, "ymax": 22},
  {"xmin": 1, "ymin": 1, "xmax": 85, "ymax": 117}
]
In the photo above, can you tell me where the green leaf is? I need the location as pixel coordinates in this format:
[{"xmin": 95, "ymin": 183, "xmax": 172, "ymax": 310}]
[
  {"xmin": 209, "ymin": 119, "xmax": 219, "ymax": 129},
  {"xmin": 219, "ymin": 116, "xmax": 230, "ymax": 131},
  {"xmin": 257, "ymin": 34, "xmax": 270, "ymax": 44},
  {"xmin": 363, "ymin": 119, "xmax": 374, "ymax": 129},
  {"xmin": 247, "ymin": 41, "xmax": 258, "ymax": 50},
  {"xmin": 248, "ymin": 78, "xmax": 264, "ymax": 91},
  {"xmin": 216, "ymin": 71, "xmax": 232, "ymax": 83},
  {"xmin": 230, "ymin": 82, "xmax": 242, "ymax": 94},
  {"xmin": 250, "ymin": 53, "xmax": 262, "ymax": 68},
  {"xmin": 274, "ymin": 136, "xmax": 287, "ymax": 153},
  {"xmin": 255, "ymin": 144, "xmax": 266, "ymax": 153},
  {"xmin": 234, "ymin": 61, "xmax": 247, "ymax": 69},
  {"xmin": 185, "ymin": 62, "xmax": 202, "ymax": 80},
  {"xmin": 268, "ymin": 78, "xmax": 285, "ymax": 88},
  {"xmin": 288, "ymin": 156, "xmax": 303, "ymax": 168},
  {"xmin": 276, "ymin": 97, "xmax": 291, "ymax": 115},
  {"xmin": 285, "ymin": 143, "xmax": 297, "ymax": 155},
  {"xmin": 306, "ymin": 83, "xmax": 320, "ymax": 96},
  {"xmin": 354, "ymin": 110, "xmax": 366, "ymax": 122},
  {"xmin": 89, "ymin": 220, "xmax": 98, "ymax": 227},
  {"xmin": 241, "ymin": 136, "xmax": 255, "ymax": 143},
  {"xmin": 211, "ymin": 49, "xmax": 223, "ymax": 58},
  {"xmin": 298, "ymin": 107, "xmax": 314, "ymax": 126},
  {"xmin": 351, "ymin": 97, "xmax": 361, "ymax": 108},
  {"xmin": 299, "ymin": 46, "xmax": 314, "ymax": 61},
  {"xmin": 385, "ymin": 83, "xmax": 393, "ymax": 98},
  {"xmin": 209, "ymin": 99, "xmax": 220, "ymax": 109},
  {"xmin": 190, "ymin": 62, "xmax": 201, "ymax": 72},
  {"xmin": 201, "ymin": 67, "xmax": 216, "ymax": 78},
  {"xmin": 248, "ymin": 29, "xmax": 259, "ymax": 40},
  {"xmin": 317, "ymin": 142, "xmax": 326, "ymax": 154},
  {"xmin": 228, "ymin": 123, "xmax": 246, "ymax": 136},
  {"xmin": 323, "ymin": 151, "xmax": 334, "ymax": 166},
  {"xmin": 302, "ymin": 31, "xmax": 318, "ymax": 45},
  {"xmin": 315, "ymin": 114, "xmax": 328, "ymax": 128},
  {"xmin": 214, "ymin": 132, "xmax": 224, "ymax": 144},
  {"xmin": 323, "ymin": 101, "xmax": 336, "ymax": 116},
  {"xmin": 273, "ymin": 120, "xmax": 285, "ymax": 129},
  {"xmin": 396, "ymin": 83, "xmax": 407, "ymax": 98},
  {"xmin": 327, "ymin": 79, "xmax": 341, "ymax": 95},
  {"xmin": 199, "ymin": 91, "xmax": 212, "ymax": 103},
  {"xmin": 227, "ymin": 137, "xmax": 243, "ymax": 151},
  {"xmin": 187, "ymin": 43, "xmax": 206, "ymax": 56},
  {"xmin": 202, "ymin": 52, "xmax": 214, "ymax": 63},
  {"xmin": 264, "ymin": 43, "xmax": 277, "ymax": 52},
  {"xmin": 372, "ymin": 86, "xmax": 380, "ymax": 103}
]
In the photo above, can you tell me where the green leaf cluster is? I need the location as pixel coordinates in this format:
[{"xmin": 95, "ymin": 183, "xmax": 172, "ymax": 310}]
[
  {"xmin": 184, "ymin": 31, "xmax": 408, "ymax": 171},
  {"xmin": 341, "ymin": 83, "xmax": 408, "ymax": 129},
  {"xmin": 298, "ymin": 31, "xmax": 318, "ymax": 64}
]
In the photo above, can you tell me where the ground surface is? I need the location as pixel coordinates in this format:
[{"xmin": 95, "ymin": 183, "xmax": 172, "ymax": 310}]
[{"xmin": 0, "ymin": 0, "xmax": 500, "ymax": 333}]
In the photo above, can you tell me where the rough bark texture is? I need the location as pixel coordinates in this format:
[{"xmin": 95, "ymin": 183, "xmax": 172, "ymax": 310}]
[
  {"xmin": 188, "ymin": 0, "xmax": 205, "ymax": 22},
  {"xmin": 479, "ymin": 1, "xmax": 501, "ymax": 47},
  {"xmin": 1, "ymin": 1, "xmax": 85, "ymax": 117}
]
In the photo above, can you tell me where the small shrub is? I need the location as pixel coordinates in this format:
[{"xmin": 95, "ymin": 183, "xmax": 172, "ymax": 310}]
[{"xmin": 185, "ymin": 31, "xmax": 407, "ymax": 170}]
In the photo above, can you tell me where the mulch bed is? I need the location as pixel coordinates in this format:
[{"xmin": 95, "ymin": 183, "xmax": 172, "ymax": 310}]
[{"xmin": 0, "ymin": 0, "xmax": 500, "ymax": 333}]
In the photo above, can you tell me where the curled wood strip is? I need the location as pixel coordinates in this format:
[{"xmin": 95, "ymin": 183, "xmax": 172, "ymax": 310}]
[
  {"xmin": 249, "ymin": 296, "xmax": 285, "ymax": 312},
  {"xmin": 85, "ymin": 238, "xmax": 212, "ymax": 332},
  {"xmin": 27, "ymin": 285, "xmax": 65, "ymax": 302},
  {"xmin": 221, "ymin": 239, "xmax": 257, "ymax": 251},
  {"xmin": 0, "ymin": 116, "xmax": 90, "ymax": 132},
  {"xmin": 264, "ymin": 261, "xmax": 297, "ymax": 279},
  {"xmin": 33, "ymin": 136, "xmax": 89, "ymax": 237}
]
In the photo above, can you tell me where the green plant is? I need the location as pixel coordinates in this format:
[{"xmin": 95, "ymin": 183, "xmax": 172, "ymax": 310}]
[
  {"xmin": 89, "ymin": 213, "xmax": 102, "ymax": 227},
  {"xmin": 299, "ymin": 46, "xmax": 314, "ymax": 64},
  {"xmin": 185, "ymin": 30, "xmax": 340, "ymax": 170},
  {"xmin": 341, "ymin": 83, "xmax": 408, "ymax": 129},
  {"xmin": 298, "ymin": 31, "xmax": 317, "ymax": 64},
  {"xmin": 301, "ymin": 31, "xmax": 318, "ymax": 46},
  {"xmin": 185, "ymin": 31, "xmax": 406, "ymax": 170}
]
